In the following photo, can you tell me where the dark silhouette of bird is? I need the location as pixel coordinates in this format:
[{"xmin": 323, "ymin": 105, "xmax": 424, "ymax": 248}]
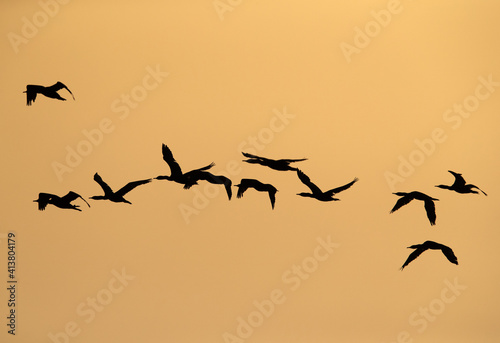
[
  {"xmin": 390, "ymin": 191, "xmax": 438, "ymax": 226},
  {"xmin": 400, "ymin": 240, "xmax": 458, "ymax": 270},
  {"xmin": 90, "ymin": 173, "xmax": 151, "ymax": 204},
  {"xmin": 34, "ymin": 191, "xmax": 90, "ymax": 211},
  {"xmin": 242, "ymin": 152, "xmax": 306, "ymax": 171},
  {"xmin": 435, "ymin": 170, "xmax": 487, "ymax": 195},
  {"xmin": 296, "ymin": 169, "xmax": 358, "ymax": 201},
  {"xmin": 155, "ymin": 144, "xmax": 215, "ymax": 187},
  {"xmin": 183, "ymin": 171, "xmax": 232, "ymax": 200},
  {"xmin": 24, "ymin": 82, "xmax": 75, "ymax": 106},
  {"xmin": 235, "ymin": 178, "xmax": 278, "ymax": 209}
]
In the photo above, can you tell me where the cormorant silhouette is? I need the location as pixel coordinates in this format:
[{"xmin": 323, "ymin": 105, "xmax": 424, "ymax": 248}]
[
  {"xmin": 296, "ymin": 169, "xmax": 358, "ymax": 201},
  {"xmin": 242, "ymin": 152, "xmax": 306, "ymax": 171},
  {"xmin": 155, "ymin": 144, "xmax": 214, "ymax": 187},
  {"xmin": 400, "ymin": 240, "xmax": 458, "ymax": 270},
  {"xmin": 24, "ymin": 82, "xmax": 75, "ymax": 106},
  {"xmin": 90, "ymin": 173, "xmax": 151, "ymax": 204},
  {"xmin": 235, "ymin": 178, "xmax": 278, "ymax": 209},
  {"xmin": 183, "ymin": 171, "xmax": 232, "ymax": 200},
  {"xmin": 435, "ymin": 170, "xmax": 487, "ymax": 195},
  {"xmin": 390, "ymin": 191, "xmax": 438, "ymax": 226},
  {"xmin": 34, "ymin": 191, "xmax": 90, "ymax": 211}
]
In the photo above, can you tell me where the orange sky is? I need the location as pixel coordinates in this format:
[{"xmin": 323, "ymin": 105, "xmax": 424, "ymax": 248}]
[{"xmin": 1, "ymin": 1, "xmax": 500, "ymax": 342}]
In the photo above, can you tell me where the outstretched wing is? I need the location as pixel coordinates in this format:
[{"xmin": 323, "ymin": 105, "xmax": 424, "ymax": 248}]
[
  {"xmin": 236, "ymin": 180, "xmax": 251, "ymax": 198},
  {"xmin": 440, "ymin": 245, "xmax": 458, "ymax": 265},
  {"xmin": 423, "ymin": 199, "xmax": 437, "ymax": 225},
  {"xmin": 93, "ymin": 173, "xmax": 114, "ymax": 196},
  {"xmin": 448, "ymin": 170, "xmax": 466, "ymax": 188},
  {"xmin": 25, "ymin": 85, "xmax": 39, "ymax": 106},
  {"xmin": 50, "ymin": 81, "xmax": 75, "ymax": 100},
  {"xmin": 35, "ymin": 193, "xmax": 53, "ymax": 211},
  {"xmin": 400, "ymin": 246, "xmax": 426, "ymax": 270},
  {"xmin": 268, "ymin": 190, "xmax": 276, "ymax": 209},
  {"xmin": 161, "ymin": 144, "xmax": 183, "ymax": 177},
  {"xmin": 326, "ymin": 177, "xmax": 359, "ymax": 196},
  {"xmin": 116, "ymin": 179, "xmax": 152, "ymax": 196},
  {"xmin": 278, "ymin": 158, "xmax": 307, "ymax": 163},
  {"xmin": 62, "ymin": 191, "xmax": 90, "ymax": 208},
  {"xmin": 390, "ymin": 195, "xmax": 413, "ymax": 213},
  {"xmin": 186, "ymin": 162, "xmax": 215, "ymax": 175},
  {"xmin": 242, "ymin": 152, "xmax": 264, "ymax": 160},
  {"xmin": 297, "ymin": 169, "xmax": 322, "ymax": 195}
]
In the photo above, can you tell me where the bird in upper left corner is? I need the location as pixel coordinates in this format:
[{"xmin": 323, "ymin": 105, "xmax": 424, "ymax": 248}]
[{"xmin": 24, "ymin": 81, "xmax": 75, "ymax": 106}]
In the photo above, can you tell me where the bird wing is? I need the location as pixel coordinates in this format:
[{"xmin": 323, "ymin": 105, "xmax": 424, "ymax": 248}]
[
  {"xmin": 50, "ymin": 81, "xmax": 75, "ymax": 99},
  {"xmin": 93, "ymin": 173, "xmax": 114, "ymax": 196},
  {"xmin": 423, "ymin": 199, "xmax": 437, "ymax": 225},
  {"xmin": 25, "ymin": 85, "xmax": 38, "ymax": 106},
  {"xmin": 449, "ymin": 170, "xmax": 466, "ymax": 188},
  {"xmin": 297, "ymin": 170, "xmax": 322, "ymax": 194},
  {"xmin": 187, "ymin": 162, "xmax": 215, "ymax": 174},
  {"xmin": 116, "ymin": 179, "xmax": 152, "ymax": 196},
  {"xmin": 325, "ymin": 177, "xmax": 359, "ymax": 196},
  {"xmin": 223, "ymin": 177, "xmax": 232, "ymax": 200},
  {"xmin": 471, "ymin": 185, "xmax": 487, "ymax": 196},
  {"xmin": 36, "ymin": 193, "xmax": 53, "ymax": 211},
  {"xmin": 440, "ymin": 245, "xmax": 458, "ymax": 265},
  {"xmin": 241, "ymin": 152, "xmax": 264, "ymax": 160},
  {"xmin": 236, "ymin": 180, "xmax": 251, "ymax": 198},
  {"xmin": 268, "ymin": 190, "xmax": 276, "ymax": 209},
  {"xmin": 279, "ymin": 158, "xmax": 307, "ymax": 163},
  {"xmin": 390, "ymin": 194, "xmax": 413, "ymax": 213},
  {"xmin": 161, "ymin": 144, "xmax": 183, "ymax": 177},
  {"xmin": 400, "ymin": 246, "xmax": 427, "ymax": 270},
  {"xmin": 62, "ymin": 191, "xmax": 90, "ymax": 207}
]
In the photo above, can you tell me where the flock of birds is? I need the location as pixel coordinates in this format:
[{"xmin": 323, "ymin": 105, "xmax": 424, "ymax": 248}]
[{"xmin": 27, "ymin": 82, "xmax": 488, "ymax": 270}]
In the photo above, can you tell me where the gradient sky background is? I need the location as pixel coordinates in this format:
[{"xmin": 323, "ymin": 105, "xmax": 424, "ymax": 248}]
[{"xmin": 1, "ymin": 1, "xmax": 500, "ymax": 342}]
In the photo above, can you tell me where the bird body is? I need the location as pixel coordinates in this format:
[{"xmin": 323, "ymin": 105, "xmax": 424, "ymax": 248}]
[
  {"xmin": 235, "ymin": 178, "xmax": 277, "ymax": 209},
  {"xmin": 296, "ymin": 169, "xmax": 358, "ymax": 202},
  {"xmin": 24, "ymin": 82, "xmax": 75, "ymax": 106},
  {"xmin": 155, "ymin": 144, "xmax": 214, "ymax": 187},
  {"xmin": 90, "ymin": 173, "xmax": 151, "ymax": 204},
  {"xmin": 390, "ymin": 191, "xmax": 438, "ymax": 225},
  {"xmin": 400, "ymin": 241, "xmax": 458, "ymax": 270},
  {"xmin": 34, "ymin": 191, "xmax": 90, "ymax": 211},
  {"xmin": 436, "ymin": 170, "xmax": 487, "ymax": 195},
  {"xmin": 242, "ymin": 152, "xmax": 306, "ymax": 171},
  {"xmin": 183, "ymin": 170, "xmax": 232, "ymax": 200}
]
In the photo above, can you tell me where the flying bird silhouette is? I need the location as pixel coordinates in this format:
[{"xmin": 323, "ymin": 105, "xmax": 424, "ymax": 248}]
[
  {"xmin": 400, "ymin": 240, "xmax": 458, "ymax": 270},
  {"xmin": 24, "ymin": 81, "xmax": 75, "ymax": 106},
  {"xmin": 242, "ymin": 152, "xmax": 306, "ymax": 171},
  {"xmin": 155, "ymin": 144, "xmax": 215, "ymax": 187},
  {"xmin": 296, "ymin": 169, "xmax": 358, "ymax": 201},
  {"xmin": 34, "ymin": 191, "xmax": 90, "ymax": 211},
  {"xmin": 90, "ymin": 173, "xmax": 151, "ymax": 204},
  {"xmin": 183, "ymin": 171, "xmax": 232, "ymax": 200},
  {"xmin": 390, "ymin": 191, "xmax": 439, "ymax": 226},
  {"xmin": 435, "ymin": 170, "xmax": 487, "ymax": 195},
  {"xmin": 235, "ymin": 178, "xmax": 278, "ymax": 209}
]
